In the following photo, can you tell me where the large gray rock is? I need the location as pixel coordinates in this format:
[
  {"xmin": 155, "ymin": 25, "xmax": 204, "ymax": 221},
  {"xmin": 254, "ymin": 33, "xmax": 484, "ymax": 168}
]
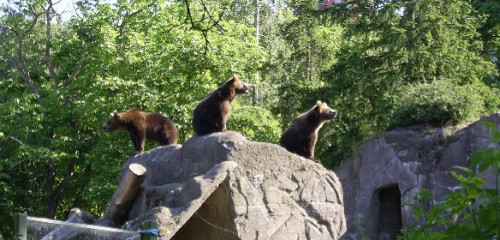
[
  {"xmin": 335, "ymin": 113, "xmax": 500, "ymax": 240},
  {"xmin": 117, "ymin": 131, "xmax": 346, "ymax": 239}
]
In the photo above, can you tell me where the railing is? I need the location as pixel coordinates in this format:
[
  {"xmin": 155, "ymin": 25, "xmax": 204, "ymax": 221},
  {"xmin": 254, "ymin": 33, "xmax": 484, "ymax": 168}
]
[{"xmin": 12, "ymin": 213, "xmax": 157, "ymax": 240}]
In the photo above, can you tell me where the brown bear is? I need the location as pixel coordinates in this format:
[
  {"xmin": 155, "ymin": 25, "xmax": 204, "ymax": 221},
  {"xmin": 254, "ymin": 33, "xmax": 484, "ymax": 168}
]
[
  {"xmin": 192, "ymin": 75, "xmax": 250, "ymax": 135},
  {"xmin": 280, "ymin": 101, "xmax": 337, "ymax": 161},
  {"xmin": 103, "ymin": 109, "xmax": 178, "ymax": 154}
]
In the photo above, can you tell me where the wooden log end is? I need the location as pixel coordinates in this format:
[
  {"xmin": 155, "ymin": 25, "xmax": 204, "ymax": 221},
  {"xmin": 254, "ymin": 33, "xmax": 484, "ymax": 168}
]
[{"xmin": 129, "ymin": 163, "xmax": 147, "ymax": 176}]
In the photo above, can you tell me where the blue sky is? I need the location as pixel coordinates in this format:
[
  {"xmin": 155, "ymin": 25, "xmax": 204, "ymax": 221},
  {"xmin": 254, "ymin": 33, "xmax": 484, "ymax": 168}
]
[
  {"xmin": 0, "ymin": 0, "xmax": 116, "ymax": 20},
  {"xmin": 0, "ymin": 0, "xmax": 78, "ymax": 20}
]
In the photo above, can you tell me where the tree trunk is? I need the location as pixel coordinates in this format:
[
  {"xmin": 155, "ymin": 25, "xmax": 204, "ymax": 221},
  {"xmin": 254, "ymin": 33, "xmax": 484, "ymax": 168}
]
[{"xmin": 253, "ymin": 0, "xmax": 260, "ymax": 106}]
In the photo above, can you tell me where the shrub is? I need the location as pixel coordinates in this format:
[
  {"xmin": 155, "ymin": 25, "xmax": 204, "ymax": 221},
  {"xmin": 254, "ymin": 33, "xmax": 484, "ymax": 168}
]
[{"xmin": 391, "ymin": 80, "xmax": 499, "ymax": 128}]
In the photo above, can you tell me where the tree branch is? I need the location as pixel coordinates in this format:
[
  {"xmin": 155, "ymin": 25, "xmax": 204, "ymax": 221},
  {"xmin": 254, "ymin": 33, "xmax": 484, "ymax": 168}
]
[
  {"xmin": 118, "ymin": 9, "xmax": 140, "ymax": 38},
  {"xmin": 183, "ymin": 0, "xmax": 226, "ymax": 54},
  {"xmin": 4, "ymin": 54, "xmax": 43, "ymax": 103},
  {"xmin": 69, "ymin": 164, "xmax": 92, "ymax": 210},
  {"xmin": 44, "ymin": 162, "xmax": 55, "ymax": 201},
  {"xmin": 118, "ymin": 2, "xmax": 155, "ymax": 38},
  {"xmin": 21, "ymin": 4, "xmax": 42, "ymax": 39},
  {"xmin": 4, "ymin": 136, "xmax": 27, "ymax": 147},
  {"xmin": 42, "ymin": 0, "xmax": 87, "ymax": 106},
  {"xmin": 64, "ymin": 43, "xmax": 87, "ymax": 87},
  {"xmin": 44, "ymin": 157, "xmax": 76, "ymax": 218},
  {"xmin": 45, "ymin": 0, "xmax": 60, "ymax": 89},
  {"xmin": 1, "ymin": 5, "xmax": 44, "ymax": 103},
  {"xmin": 0, "ymin": 25, "xmax": 19, "ymax": 37},
  {"xmin": 199, "ymin": 0, "xmax": 224, "ymax": 32}
]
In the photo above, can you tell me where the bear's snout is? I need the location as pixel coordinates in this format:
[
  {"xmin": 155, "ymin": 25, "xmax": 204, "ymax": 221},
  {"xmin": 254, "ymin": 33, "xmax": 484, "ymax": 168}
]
[
  {"xmin": 331, "ymin": 110, "xmax": 338, "ymax": 118},
  {"xmin": 325, "ymin": 109, "xmax": 338, "ymax": 120},
  {"xmin": 238, "ymin": 83, "xmax": 251, "ymax": 94}
]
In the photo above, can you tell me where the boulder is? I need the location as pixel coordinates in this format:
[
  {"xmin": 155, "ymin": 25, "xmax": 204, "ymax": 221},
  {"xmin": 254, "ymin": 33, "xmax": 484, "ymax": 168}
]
[{"xmin": 113, "ymin": 131, "xmax": 346, "ymax": 239}]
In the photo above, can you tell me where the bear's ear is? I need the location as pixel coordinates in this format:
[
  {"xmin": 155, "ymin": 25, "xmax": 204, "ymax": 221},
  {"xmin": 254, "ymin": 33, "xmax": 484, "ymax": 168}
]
[
  {"xmin": 316, "ymin": 101, "xmax": 323, "ymax": 112},
  {"xmin": 229, "ymin": 75, "xmax": 239, "ymax": 85},
  {"xmin": 112, "ymin": 110, "xmax": 120, "ymax": 120},
  {"xmin": 223, "ymin": 75, "xmax": 236, "ymax": 86}
]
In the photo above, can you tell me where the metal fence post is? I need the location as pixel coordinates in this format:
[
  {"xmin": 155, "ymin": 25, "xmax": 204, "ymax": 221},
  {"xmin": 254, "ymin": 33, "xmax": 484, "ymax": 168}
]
[
  {"xmin": 140, "ymin": 220, "xmax": 159, "ymax": 240},
  {"xmin": 13, "ymin": 213, "xmax": 27, "ymax": 240}
]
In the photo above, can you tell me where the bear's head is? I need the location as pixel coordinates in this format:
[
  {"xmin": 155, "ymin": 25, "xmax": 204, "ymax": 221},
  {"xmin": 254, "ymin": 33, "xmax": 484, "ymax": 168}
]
[
  {"xmin": 222, "ymin": 75, "xmax": 250, "ymax": 95},
  {"xmin": 315, "ymin": 101, "xmax": 337, "ymax": 122},
  {"xmin": 102, "ymin": 111, "xmax": 121, "ymax": 132}
]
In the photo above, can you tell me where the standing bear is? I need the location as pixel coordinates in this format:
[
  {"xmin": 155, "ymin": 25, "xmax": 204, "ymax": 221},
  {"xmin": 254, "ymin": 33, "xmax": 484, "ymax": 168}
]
[
  {"xmin": 280, "ymin": 101, "xmax": 338, "ymax": 161},
  {"xmin": 192, "ymin": 75, "xmax": 250, "ymax": 135},
  {"xmin": 103, "ymin": 109, "xmax": 178, "ymax": 154}
]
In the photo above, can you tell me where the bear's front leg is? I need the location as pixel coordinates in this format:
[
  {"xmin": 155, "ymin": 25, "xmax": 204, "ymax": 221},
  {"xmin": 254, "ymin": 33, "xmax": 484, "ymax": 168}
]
[
  {"xmin": 221, "ymin": 113, "xmax": 229, "ymax": 132},
  {"xmin": 138, "ymin": 138, "xmax": 146, "ymax": 155},
  {"xmin": 129, "ymin": 132, "xmax": 144, "ymax": 155},
  {"xmin": 137, "ymin": 130, "xmax": 146, "ymax": 154}
]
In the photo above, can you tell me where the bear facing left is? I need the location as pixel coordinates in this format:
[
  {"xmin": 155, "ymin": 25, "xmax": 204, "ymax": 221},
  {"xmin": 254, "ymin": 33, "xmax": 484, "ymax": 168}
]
[{"xmin": 103, "ymin": 108, "xmax": 179, "ymax": 155}]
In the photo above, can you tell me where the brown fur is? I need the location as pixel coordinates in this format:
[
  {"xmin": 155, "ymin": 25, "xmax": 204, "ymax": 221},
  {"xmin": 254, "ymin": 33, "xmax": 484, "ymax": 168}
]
[
  {"xmin": 279, "ymin": 101, "xmax": 337, "ymax": 161},
  {"xmin": 192, "ymin": 75, "xmax": 250, "ymax": 135},
  {"xmin": 103, "ymin": 109, "xmax": 178, "ymax": 154}
]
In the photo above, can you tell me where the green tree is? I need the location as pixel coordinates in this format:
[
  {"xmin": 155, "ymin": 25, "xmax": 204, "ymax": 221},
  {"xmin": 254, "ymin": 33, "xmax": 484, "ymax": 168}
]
[
  {"xmin": 319, "ymin": 0, "xmax": 499, "ymax": 166},
  {"xmin": 0, "ymin": 0, "xmax": 96, "ymax": 218},
  {"xmin": 275, "ymin": 12, "xmax": 343, "ymax": 121},
  {"xmin": 471, "ymin": 0, "xmax": 500, "ymax": 72},
  {"xmin": 0, "ymin": 0, "xmax": 277, "ymax": 219}
]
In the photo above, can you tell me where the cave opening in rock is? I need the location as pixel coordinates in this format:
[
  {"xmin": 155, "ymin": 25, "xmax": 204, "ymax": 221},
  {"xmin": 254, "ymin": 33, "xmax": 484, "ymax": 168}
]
[
  {"xmin": 171, "ymin": 180, "xmax": 238, "ymax": 240},
  {"xmin": 376, "ymin": 184, "xmax": 402, "ymax": 240}
]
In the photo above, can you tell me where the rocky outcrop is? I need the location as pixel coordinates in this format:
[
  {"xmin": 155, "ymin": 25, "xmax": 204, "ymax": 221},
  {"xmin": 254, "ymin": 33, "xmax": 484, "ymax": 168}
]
[
  {"xmin": 115, "ymin": 131, "xmax": 346, "ymax": 239},
  {"xmin": 335, "ymin": 113, "xmax": 500, "ymax": 240}
]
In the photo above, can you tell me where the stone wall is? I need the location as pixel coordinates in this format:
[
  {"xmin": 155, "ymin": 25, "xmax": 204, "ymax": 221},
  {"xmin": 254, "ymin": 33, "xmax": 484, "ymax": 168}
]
[{"xmin": 334, "ymin": 113, "xmax": 500, "ymax": 240}]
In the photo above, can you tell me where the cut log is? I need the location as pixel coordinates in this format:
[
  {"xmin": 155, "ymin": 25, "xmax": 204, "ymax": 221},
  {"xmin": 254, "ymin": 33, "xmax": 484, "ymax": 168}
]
[
  {"xmin": 40, "ymin": 208, "xmax": 94, "ymax": 240},
  {"xmin": 97, "ymin": 163, "xmax": 147, "ymax": 227}
]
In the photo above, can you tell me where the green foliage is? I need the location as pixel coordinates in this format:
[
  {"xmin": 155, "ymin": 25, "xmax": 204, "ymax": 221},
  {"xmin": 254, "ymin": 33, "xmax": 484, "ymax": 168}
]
[
  {"xmin": 471, "ymin": 0, "xmax": 500, "ymax": 80},
  {"xmin": 319, "ymin": 0, "xmax": 499, "ymax": 166},
  {"xmin": 401, "ymin": 123, "xmax": 500, "ymax": 239},
  {"xmin": 391, "ymin": 80, "xmax": 500, "ymax": 127},
  {"xmin": 263, "ymin": 1, "xmax": 344, "ymax": 166},
  {"xmin": 227, "ymin": 103, "xmax": 281, "ymax": 143},
  {"xmin": 1, "ymin": 0, "xmax": 499, "ymax": 223},
  {"xmin": 0, "ymin": 0, "xmax": 265, "ymax": 219},
  {"xmin": 273, "ymin": 13, "xmax": 343, "ymax": 123},
  {"xmin": 471, "ymin": 0, "xmax": 500, "ymax": 53},
  {"xmin": 0, "ymin": 211, "xmax": 14, "ymax": 240}
]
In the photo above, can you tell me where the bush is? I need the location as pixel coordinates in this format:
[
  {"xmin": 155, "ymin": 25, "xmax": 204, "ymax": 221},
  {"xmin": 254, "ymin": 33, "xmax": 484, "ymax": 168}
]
[
  {"xmin": 391, "ymin": 80, "xmax": 499, "ymax": 128},
  {"xmin": 0, "ymin": 210, "xmax": 14, "ymax": 240}
]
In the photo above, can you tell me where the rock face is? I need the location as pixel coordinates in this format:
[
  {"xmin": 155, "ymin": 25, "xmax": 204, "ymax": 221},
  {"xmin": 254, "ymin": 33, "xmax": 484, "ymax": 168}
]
[
  {"xmin": 117, "ymin": 131, "xmax": 346, "ymax": 239},
  {"xmin": 335, "ymin": 113, "xmax": 500, "ymax": 240}
]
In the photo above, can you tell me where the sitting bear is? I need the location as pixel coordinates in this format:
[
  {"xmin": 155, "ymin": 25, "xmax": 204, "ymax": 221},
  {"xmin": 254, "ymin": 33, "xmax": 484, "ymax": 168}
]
[
  {"xmin": 192, "ymin": 75, "xmax": 250, "ymax": 135},
  {"xmin": 280, "ymin": 101, "xmax": 338, "ymax": 161},
  {"xmin": 103, "ymin": 109, "xmax": 178, "ymax": 154}
]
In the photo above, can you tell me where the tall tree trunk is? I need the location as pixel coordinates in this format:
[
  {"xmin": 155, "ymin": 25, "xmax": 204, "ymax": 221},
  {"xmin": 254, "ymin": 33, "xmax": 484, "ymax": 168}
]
[
  {"xmin": 253, "ymin": 0, "xmax": 260, "ymax": 106},
  {"xmin": 254, "ymin": 0, "xmax": 259, "ymax": 45}
]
